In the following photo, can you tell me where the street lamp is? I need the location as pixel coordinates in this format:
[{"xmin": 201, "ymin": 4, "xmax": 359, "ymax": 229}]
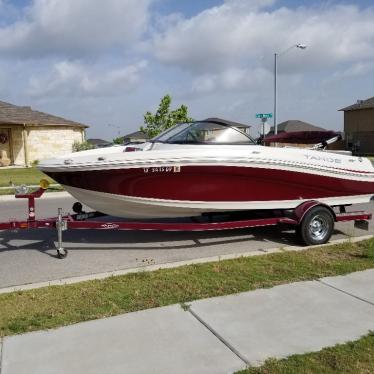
[{"xmin": 274, "ymin": 43, "xmax": 307, "ymax": 135}]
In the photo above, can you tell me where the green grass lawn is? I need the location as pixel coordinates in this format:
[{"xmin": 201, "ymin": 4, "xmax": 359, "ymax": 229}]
[
  {"xmin": 1, "ymin": 238, "xmax": 374, "ymax": 338},
  {"xmin": 239, "ymin": 332, "xmax": 374, "ymax": 373},
  {"xmin": 0, "ymin": 167, "xmax": 61, "ymax": 194},
  {"xmin": 0, "ymin": 167, "xmax": 57, "ymax": 188}
]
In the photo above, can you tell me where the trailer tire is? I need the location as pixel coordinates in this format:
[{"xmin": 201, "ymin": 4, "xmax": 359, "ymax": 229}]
[
  {"xmin": 298, "ymin": 206, "xmax": 334, "ymax": 246},
  {"xmin": 57, "ymin": 249, "xmax": 68, "ymax": 259}
]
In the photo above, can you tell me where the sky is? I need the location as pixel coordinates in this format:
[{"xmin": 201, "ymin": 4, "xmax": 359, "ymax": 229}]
[{"xmin": 0, "ymin": 0, "xmax": 373, "ymax": 140}]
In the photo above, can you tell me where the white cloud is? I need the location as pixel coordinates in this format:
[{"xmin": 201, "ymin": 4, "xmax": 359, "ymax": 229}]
[
  {"xmin": 1, "ymin": 0, "xmax": 373, "ymax": 138},
  {"xmin": 152, "ymin": 3, "xmax": 374, "ymax": 75},
  {"xmin": 330, "ymin": 61, "xmax": 374, "ymax": 80},
  {"xmin": 223, "ymin": 0, "xmax": 277, "ymax": 11},
  {"xmin": 27, "ymin": 60, "xmax": 148, "ymax": 97},
  {"xmin": 191, "ymin": 67, "xmax": 270, "ymax": 94},
  {"xmin": 0, "ymin": 0, "xmax": 152, "ymax": 57}
]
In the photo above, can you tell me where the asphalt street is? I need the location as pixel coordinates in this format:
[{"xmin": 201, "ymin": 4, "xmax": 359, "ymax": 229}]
[{"xmin": 0, "ymin": 193, "xmax": 373, "ymax": 288}]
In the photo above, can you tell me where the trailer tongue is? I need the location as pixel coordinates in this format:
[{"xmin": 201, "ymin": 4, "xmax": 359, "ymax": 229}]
[{"xmin": 0, "ymin": 182, "xmax": 371, "ymax": 259}]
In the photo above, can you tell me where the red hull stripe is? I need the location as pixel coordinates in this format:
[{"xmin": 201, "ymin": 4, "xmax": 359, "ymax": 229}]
[{"xmin": 46, "ymin": 166, "xmax": 374, "ymax": 202}]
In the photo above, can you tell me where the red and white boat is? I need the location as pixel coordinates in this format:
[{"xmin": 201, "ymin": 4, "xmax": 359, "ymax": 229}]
[{"xmin": 39, "ymin": 119, "xmax": 374, "ymax": 219}]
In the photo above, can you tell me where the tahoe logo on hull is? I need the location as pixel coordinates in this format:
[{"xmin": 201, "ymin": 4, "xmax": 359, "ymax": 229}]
[{"xmin": 304, "ymin": 154, "xmax": 342, "ymax": 164}]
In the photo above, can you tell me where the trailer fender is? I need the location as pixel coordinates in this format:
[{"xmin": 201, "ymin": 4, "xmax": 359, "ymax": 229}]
[{"xmin": 293, "ymin": 200, "xmax": 336, "ymax": 225}]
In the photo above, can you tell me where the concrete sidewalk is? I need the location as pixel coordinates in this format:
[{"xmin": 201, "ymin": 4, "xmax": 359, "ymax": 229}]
[{"xmin": 1, "ymin": 269, "xmax": 374, "ymax": 374}]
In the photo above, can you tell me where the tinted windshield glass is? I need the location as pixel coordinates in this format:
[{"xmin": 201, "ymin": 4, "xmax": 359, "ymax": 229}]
[
  {"xmin": 153, "ymin": 123, "xmax": 192, "ymax": 142},
  {"xmin": 152, "ymin": 122, "xmax": 254, "ymax": 144}
]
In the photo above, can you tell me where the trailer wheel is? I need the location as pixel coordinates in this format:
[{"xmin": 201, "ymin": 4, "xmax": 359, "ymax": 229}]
[
  {"xmin": 57, "ymin": 249, "xmax": 68, "ymax": 259},
  {"xmin": 298, "ymin": 206, "xmax": 334, "ymax": 246}
]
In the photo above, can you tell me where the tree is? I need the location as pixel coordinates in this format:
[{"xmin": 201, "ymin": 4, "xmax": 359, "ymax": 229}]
[
  {"xmin": 112, "ymin": 136, "xmax": 124, "ymax": 144},
  {"xmin": 140, "ymin": 94, "xmax": 193, "ymax": 138}
]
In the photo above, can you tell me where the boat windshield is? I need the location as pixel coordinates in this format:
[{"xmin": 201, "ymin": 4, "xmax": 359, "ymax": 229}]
[{"xmin": 151, "ymin": 121, "xmax": 255, "ymax": 145}]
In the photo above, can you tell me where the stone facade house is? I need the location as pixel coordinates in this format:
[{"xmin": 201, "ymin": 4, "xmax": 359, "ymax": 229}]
[
  {"xmin": 0, "ymin": 101, "xmax": 88, "ymax": 166},
  {"xmin": 339, "ymin": 97, "xmax": 374, "ymax": 155}
]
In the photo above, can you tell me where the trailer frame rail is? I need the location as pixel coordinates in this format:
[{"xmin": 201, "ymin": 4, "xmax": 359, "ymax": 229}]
[{"xmin": 0, "ymin": 187, "xmax": 371, "ymax": 259}]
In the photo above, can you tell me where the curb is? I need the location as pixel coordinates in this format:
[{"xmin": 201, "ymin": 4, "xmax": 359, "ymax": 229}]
[
  {"xmin": 0, "ymin": 191, "xmax": 70, "ymax": 202},
  {"xmin": 0, "ymin": 184, "xmax": 60, "ymax": 190},
  {"xmin": 0, "ymin": 234, "xmax": 372, "ymax": 295}
]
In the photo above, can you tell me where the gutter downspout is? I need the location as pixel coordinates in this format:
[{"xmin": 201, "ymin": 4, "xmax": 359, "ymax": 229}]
[{"xmin": 22, "ymin": 124, "xmax": 29, "ymax": 167}]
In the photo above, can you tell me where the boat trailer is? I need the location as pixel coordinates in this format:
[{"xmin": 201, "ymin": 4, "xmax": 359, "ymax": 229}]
[{"xmin": 0, "ymin": 185, "xmax": 372, "ymax": 259}]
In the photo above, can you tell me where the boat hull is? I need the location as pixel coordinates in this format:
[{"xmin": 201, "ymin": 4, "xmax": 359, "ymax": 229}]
[
  {"xmin": 46, "ymin": 164, "xmax": 374, "ymax": 218},
  {"xmin": 62, "ymin": 184, "xmax": 373, "ymax": 218}
]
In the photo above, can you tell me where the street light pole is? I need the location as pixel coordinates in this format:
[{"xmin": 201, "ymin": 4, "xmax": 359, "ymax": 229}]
[
  {"xmin": 273, "ymin": 43, "xmax": 307, "ymax": 135},
  {"xmin": 274, "ymin": 53, "xmax": 278, "ymax": 134}
]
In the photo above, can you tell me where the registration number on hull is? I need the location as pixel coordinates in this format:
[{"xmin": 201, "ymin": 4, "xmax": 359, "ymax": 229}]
[{"xmin": 143, "ymin": 166, "xmax": 181, "ymax": 173}]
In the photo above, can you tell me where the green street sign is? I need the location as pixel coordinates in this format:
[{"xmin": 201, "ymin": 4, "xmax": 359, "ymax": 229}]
[{"xmin": 256, "ymin": 113, "xmax": 273, "ymax": 119}]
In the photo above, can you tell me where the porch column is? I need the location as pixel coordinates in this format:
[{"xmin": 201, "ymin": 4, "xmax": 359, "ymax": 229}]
[{"xmin": 23, "ymin": 124, "xmax": 29, "ymax": 167}]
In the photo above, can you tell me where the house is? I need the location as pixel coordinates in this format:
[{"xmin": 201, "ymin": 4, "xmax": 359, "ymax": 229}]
[
  {"xmin": 0, "ymin": 101, "xmax": 88, "ymax": 166},
  {"xmin": 339, "ymin": 97, "xmax": 374, "ymax": 155},
  {"xmin": 87, "ymin": 138, "xmax": 112, "ymax": 148},
  {"xmin": 123, "ymin": 131, "xmax": 149, "ymax": 144},
  {"xmin": 265, "ymin": 119, "xmax": 331, "ymax": 148},
  {"xmin": 267, "ymin": 120, "xmax": 326, "ymax": 135},
  {"xmin": 203, "ymin": 117, "xmax": 251, "ymax": 135}
]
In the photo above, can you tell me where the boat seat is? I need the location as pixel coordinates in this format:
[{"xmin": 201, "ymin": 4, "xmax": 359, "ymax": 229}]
[{"xmin": 0, "ymin": 150, "xmax": 11, "ymax": 167}]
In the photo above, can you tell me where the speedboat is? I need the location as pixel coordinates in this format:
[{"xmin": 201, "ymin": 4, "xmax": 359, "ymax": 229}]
[{"xmin": 38, "ymin": 118, "xmax": 374, "ymax": 219}]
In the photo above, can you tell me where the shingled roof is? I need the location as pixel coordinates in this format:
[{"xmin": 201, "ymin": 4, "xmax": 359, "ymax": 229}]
[
  {"xmin": 123, "ymin": 130, "xmax": 149, "ymax": 139},
  {"xmin": 339, "ymin": 97, "xmax": 374, "ymax": 111},
  {"xmin": 0, "ymin": 101, "xmax": 88, "ymax": 128},
  {"xmin": 269, "ymin": 120, "xmax": 325, "ymax": 134},
  {"xmin": 87, "ymin": 138, "xmax": 111, "ymax": 147},
  {"xmin": 203, "ymin": 117, "xmax": 251, "ymax": 128}
]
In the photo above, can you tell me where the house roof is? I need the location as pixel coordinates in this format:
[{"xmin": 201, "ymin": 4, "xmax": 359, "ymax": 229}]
[
  {"xmin": 269, "ymin": 120, "xmax": 325, "ymax": 134},
  {"xmin": 0, "ymin": 100, "xmax": 88, "ymax": 128},
  {"xmin": 339, "ymin": 97, "xmax": 374, "ymax": 111},
  {"xmin": 123, "ymin": 130, "xmax": 149, "ymax": 140},
  {"xmin": 87, "ymin": 138, "xmax": 111, "ymax": 146},
  {"xmin": 203, "ymin": 117, "xmax": 251, "ymax": 128}
]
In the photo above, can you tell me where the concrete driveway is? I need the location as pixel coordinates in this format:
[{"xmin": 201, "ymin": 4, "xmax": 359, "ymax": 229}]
[{"xmin": 0, "ymin": 193, "xmax": 373, "ymax": 289}]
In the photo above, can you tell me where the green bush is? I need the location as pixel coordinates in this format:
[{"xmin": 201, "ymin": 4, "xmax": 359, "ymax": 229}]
[
  {"xmin": 112, "ymin": 136, "xmax": 124, "ymax": 144},
  {"xmin": 72, "ymin": 141, "xmax": 95, "ymax": 152}
]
